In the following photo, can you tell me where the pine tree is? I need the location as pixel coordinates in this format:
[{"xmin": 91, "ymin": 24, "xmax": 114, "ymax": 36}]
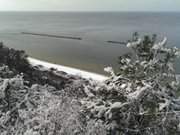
[
  {"xmin": 116, "ymin": 33, "xmax": 179, "ymax": 88},
  {"xmin": 83, "ymin": 33, "xmax": 180, "ymax": 135}
]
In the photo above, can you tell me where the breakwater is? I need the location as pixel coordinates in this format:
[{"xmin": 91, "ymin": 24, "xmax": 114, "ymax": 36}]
[{"xmin": 21, "ymin": 32, "xmax": 82, "ymax": 40}]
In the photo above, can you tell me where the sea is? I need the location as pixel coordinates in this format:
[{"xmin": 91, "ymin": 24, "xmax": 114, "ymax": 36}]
[{"xmin": 0, "ymin": 12, "xmax": 180, "ymax": 75}]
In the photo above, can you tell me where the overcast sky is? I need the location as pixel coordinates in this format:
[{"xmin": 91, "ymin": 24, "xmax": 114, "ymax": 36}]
[{"xmin": 0, "ymin": 0, "xmax": 180, "ymax": 12}]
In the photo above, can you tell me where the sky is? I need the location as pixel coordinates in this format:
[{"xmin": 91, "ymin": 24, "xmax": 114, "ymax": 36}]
[{"xmin": 0, "ymin": 0, "xmax": 180, "ymax": 12}]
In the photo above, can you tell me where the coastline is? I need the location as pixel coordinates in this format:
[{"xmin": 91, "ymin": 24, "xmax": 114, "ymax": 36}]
[{"xmin": 27, "ymin": 57, "xmax": 108, "ymax": 81}]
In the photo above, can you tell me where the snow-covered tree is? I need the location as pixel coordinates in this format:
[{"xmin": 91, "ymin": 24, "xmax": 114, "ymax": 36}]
[{"xmin": 82, "ymin": 33, "xmax": 180, "ymax": 135}]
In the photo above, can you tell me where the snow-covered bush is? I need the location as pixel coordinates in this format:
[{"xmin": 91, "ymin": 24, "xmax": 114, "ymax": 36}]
[
  {"xmin": 0, "ymin": 75, "xmax": 88, "ymax": 135},
  {"xmin": 82, "ymin": 33, "xmax": 180, "ymax": 134},
  {"xmin": 0, "ymin": 64, "xmax": 103, "ymax": 135}
]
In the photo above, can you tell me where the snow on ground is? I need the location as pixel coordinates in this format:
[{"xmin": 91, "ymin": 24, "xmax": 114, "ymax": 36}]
[{"xmin": 28, "ymin": 57, "xmax": 108, "ymax": 81}]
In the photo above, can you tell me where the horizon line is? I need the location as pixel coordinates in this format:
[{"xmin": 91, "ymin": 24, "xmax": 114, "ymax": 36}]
[{"xmin": 0, "ymin": 10, "xmax": 179, "ymax": 13}]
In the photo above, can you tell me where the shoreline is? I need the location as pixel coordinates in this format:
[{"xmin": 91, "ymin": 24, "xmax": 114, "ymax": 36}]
[{"xmin": 27, "ymin": 57, "xmax": 108, "ymax": 81}]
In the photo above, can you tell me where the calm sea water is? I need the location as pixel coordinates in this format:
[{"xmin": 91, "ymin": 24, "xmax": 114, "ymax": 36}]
[{"xmin": 0, "ymin": 12, "xmax": 180, "ymax": 75}]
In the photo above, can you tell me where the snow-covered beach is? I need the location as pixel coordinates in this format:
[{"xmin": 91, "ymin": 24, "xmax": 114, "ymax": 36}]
[{"xmin": 28, "ymin": 57, "xmax": 108, "ymax": 81}]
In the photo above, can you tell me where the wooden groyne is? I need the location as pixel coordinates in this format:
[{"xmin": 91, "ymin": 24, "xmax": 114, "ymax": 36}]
[
  {"xmin": 107, "ymin": 40, "xmax": 127, "ymax": 45},
  {"xmin": 21, "ymin": 32, "xmax": 82, "ymax": 40}
]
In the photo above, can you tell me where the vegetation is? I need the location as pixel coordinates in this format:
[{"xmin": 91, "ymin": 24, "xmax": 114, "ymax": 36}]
[
  {"xmin": 83, "ymin": 33, "xmax": 180, "ymax": 134},
  {"xmin": 0, "ymin": 42, "xmax": 69, "ymax": 89}
]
